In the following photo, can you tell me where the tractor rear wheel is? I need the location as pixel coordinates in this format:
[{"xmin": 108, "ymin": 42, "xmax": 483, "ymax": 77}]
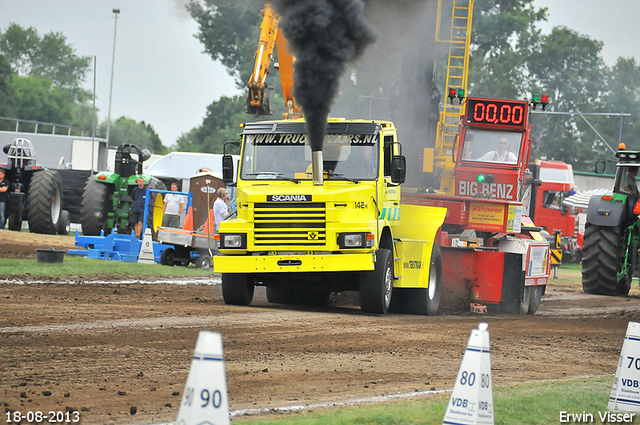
[
  {"xmin": 581, "ymin": 223, "xmax": 630, "ymax": 295},
  {"xmin": 80, "ymin": 178, "xmax": 110, "ymax": 236},
  {"xmin": 26, "ymin": 170, "xmax": 63, "ymax": 234}
]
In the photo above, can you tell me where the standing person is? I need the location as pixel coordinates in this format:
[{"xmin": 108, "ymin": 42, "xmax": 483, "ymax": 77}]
[
  {"xmin": 478, "ymin": 136, "xmax": 518, "ymax": 163},
  {"xmin": 130, "ymin": 177, "xmax": 146, "ymax": 238},
  {"xmin": 213, "ymin": 187, "xmax": 230, "ymax": 233},
  {"xmin": 0, "ymin": 169, "xmax": 8, "ymax": 230},
  {"xmin": 162, "ymin": 182, "xmax": 184, "ymax": 228}
]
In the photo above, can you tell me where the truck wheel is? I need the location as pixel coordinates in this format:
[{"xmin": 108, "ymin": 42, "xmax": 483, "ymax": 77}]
[
  {"xmin": 403, "ymin": 245, "xmax": 443, "ymax": 315},
  {"xmin": 521, "ymin": 286, "xmax": 532, "ymax": 314},
  {"xmin": 81, "ymin": 178, "xmax": 110, "ymax": 236},
  {"xmin": 195, "ymin": 255, "xmax": 212, "ymax": 270},
  {"xmin": 57, "ymin": 210, "xmax": 70, "ymax": 235},
  {"xmin": 581, "ymin": 223, "xmax": 629, "ymax": 295},
  {"xmin": 266, "ymin": 286, "xmax": 294, "ymax": 304},
  {"xmin": 160, "ymin": 248, "xmax": 176, "ymax": 266},
  {"xmin": 26, "ymin": 170, "xmax": 63, "ymax": 234},
  {"xmin": 528, "ymin": 285, "xmax": 544, "ymax": 314},
  {"xmin": 360, "ymin": 248, "xmax": 393, "ymax": 314},
  {"xmin": 222, "ymin": 273, "xmax": 254, "ymax": 306}
]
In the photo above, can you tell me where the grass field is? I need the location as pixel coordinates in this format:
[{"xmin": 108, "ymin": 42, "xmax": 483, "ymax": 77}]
[
  {"xmin": 0, "ymin": 256, "xmax": 213, "ymax": 277},
  {"xmin": 233, "ymin": 377, "xmax": 638, "ymax": 424}
]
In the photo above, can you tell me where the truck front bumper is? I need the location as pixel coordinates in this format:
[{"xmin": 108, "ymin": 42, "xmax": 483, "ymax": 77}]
[{"xmin": 214, "ymin": 253, "xmax": 375, "ymax": 273}]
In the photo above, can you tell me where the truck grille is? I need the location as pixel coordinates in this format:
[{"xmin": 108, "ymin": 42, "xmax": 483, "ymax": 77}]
[{"xmin": 253, "ymin": 202, "xmax": 326, "ymax": 246}]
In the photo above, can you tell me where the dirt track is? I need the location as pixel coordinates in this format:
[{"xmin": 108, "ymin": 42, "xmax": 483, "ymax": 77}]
[{"xmin": 2, "ymin": 231, "xmax": 640, "ymax": 425}]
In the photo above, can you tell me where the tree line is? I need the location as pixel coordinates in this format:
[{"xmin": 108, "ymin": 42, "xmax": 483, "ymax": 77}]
[
  {"xmin": 0, "ymin": 23, "xmax": 167, "ymax": 154},
  {"xmin": 181, "ymin": 0, "xmax": 640, "ymax": 172},
  {"xmin": 3, "ymin": 2, "xmax": 640, "ymax": 171}
]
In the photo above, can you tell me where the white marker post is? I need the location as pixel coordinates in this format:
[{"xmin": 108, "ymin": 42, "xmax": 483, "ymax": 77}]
[
  {"xmin": 609, "ymin": 321, "xmax": 640, "ymax": 413},
  {"xmin": 443, "ymin": 322, "xmax": 494, "ymax": 425},
  {"xmin": 176, "ymin": 331, "xmax": 230, "ymax": 425},
  {"xmin": 137, "ymin": 228, "xmax": 155, "ymax": 264}
]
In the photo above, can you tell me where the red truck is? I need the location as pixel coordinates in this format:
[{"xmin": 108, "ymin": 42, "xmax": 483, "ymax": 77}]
[{"xmin": 531, "ymin": 160, "xmax": 581, "ymax": 263}]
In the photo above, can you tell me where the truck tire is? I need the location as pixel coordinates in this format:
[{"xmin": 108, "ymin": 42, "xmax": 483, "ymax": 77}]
[
  {"xmin": 403, "ymin": 245, "xmax": 442, "ymax": 315},
  {"xmin": 528, "ymin": 285, "xmax": 544, "ymax": 314},
  {"xmin": 266, "ymin": 286, "xmax": 294, "ymax": 304},
  {"xmin": 521, "ymin": 286, "xmax": 532, "ymax": 314},
  {"xmin": 160, "ymin": 248, "xmax": 176, "ymax": 266},
  {"xmin": 81, "ymin": 178, "xmax": 110, "ymax": 236},
  {"xmin": 222, "ymin": 273, "xmax": 254, "ymax": 306},
  {"xmin": 195, "ymin": 254, "xmax": 212, "ymax": 270},
  {"xmin": 581, "ymin": 223, "xmax": 630, "ymax": 295},
  {"xmin": 26, "ymin": 170, "xmax": 63, "ymax": 234},
  {"xmin": 360, "ymin": 248, "xmax": 393, "ymax": 314},
  {"xmin": 57, "ymin": 210, "xmax": 70, "ymax": 235}
]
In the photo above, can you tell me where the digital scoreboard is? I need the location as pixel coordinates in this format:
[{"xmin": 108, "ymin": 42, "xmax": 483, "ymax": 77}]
[{"xmin": 466, "ymin": 98, "xmax": 528, "ymax": 129}]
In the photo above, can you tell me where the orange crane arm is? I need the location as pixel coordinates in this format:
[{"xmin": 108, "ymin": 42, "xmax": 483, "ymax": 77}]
[
  {"xmin": 247, "ymin": 3, "xmax": 279, "ymax": 117},
  {"xmin": 275, "ymin": 30, "xmax": 301, "ymax": 119}
]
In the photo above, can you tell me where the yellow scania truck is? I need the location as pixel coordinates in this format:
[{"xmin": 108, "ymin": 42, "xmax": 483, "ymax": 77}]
[{"xmin": 214, "ymin": 118, "xmax": 447, "ymax": 314}]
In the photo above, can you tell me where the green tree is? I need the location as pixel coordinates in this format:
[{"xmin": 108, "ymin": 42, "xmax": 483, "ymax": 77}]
[
  {"xmin": 174, "ymin": 95, "xmax": 246, "ymax": 153},
  {"xmin": 11, "ymin": 76, "xmax": 73, "ymax": 125},
  {"xmin": 0, "ymin": 23, "xmax": 92, "ymax": 102},
  {"xmin": 0, "ymin": 54, "xmax": 15, "ymax": 121},
  {"xmin": 468, "ymin": 0, "xmax": 547, "ymax": 99},
  {"xmin": 98, "ymin": 117, "xmax": 168, "ymax": 154},
  {"xmin": 187, "ymin": 0, "xmax": 263, "ymax": 89},
  {"xmin": 528, "ymin": 27, "xmax": 606, "ymax": 168}
]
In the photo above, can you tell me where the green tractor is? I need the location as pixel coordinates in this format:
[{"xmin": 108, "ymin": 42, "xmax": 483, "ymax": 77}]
[
  {"xmin": 582, "ymin": 145, "xmax": 640, "ymax": 295},
  {"xmin": 80, "ymin": 144, "xmax": 165, "ymax": 236}
]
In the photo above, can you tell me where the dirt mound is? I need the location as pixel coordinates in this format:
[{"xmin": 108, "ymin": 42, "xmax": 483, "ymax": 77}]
[{"xmin": 0, "ymin": 229, "xmax": 79, "ymax": 259}]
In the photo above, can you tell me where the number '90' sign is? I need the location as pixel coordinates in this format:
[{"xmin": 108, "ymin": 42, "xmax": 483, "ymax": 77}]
[{"xmin": 466, "ymin": 98, "xmax": 528, "ymax": 128}]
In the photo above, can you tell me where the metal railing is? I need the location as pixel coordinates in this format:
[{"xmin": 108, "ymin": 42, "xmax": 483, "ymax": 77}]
[{"xmin": 0, "ymin": 116, "xmax": 86, "ymax": 137}]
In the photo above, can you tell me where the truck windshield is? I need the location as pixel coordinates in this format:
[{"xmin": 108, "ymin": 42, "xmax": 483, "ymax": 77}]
[
  {"xmin": 460, "ymin": 129, "xmax": 523, "ymax": 165},
  {"xmin": 240, "ymin": 133, "xmax": 379, "ymax": 180}
]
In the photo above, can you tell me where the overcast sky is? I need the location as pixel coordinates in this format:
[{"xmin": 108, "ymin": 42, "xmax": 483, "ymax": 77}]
[{"xmin": 0, "ymin": 0, "xmax": 639, "ymax": 147}]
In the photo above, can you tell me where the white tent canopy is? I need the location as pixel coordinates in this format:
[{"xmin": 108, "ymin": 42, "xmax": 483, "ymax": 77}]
[{"xmin": 146, "ymin": 152, "xmax": 232, "ymax": 180}]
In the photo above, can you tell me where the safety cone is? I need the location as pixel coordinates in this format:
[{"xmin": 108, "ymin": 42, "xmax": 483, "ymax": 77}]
[
  {"xmin": 182, "ymin": 206, "xmax": 194, "ymax": 231},
  {"xmin": 176, "ymin": 331, "xmax": 230, "ymax": 425},
  {"xmin": 203, "ymin": 209, "xmax": 215, "ymax": 235},
  {"xmin": 443, "ymin": 322, "xmax": 494, "ymax": 425},
  {"xmin": 609, "ymin": 321, "xmax": 640, "ymax": 413},
  {"xmin": 137, "ymin": 228, "xmax": 155, "ymax": 264}
]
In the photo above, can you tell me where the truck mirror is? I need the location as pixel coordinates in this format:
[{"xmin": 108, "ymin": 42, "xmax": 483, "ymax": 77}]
[
  {"xmin": 222, "ymin": 154, "xmax": 235, "ymax": 184},
  {"xmin": 391, "ymin": 155, "xmax": 406, "ymax": 184},
  {"xmin": 141, "ymin": 149, "xmax": 151, "ymax": 162},
  {"xmin": 3, "ymin": 144, "xmax": 9, "ymax": 154},
  {"xmin": 595, "ymin": 160, "xmax": 606, "ymax": 174}
]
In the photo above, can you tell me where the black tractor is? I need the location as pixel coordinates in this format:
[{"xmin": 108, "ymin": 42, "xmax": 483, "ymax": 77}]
[{"xmin": 0, "ymin": 138, "xmax": 69, "ymax": 234}]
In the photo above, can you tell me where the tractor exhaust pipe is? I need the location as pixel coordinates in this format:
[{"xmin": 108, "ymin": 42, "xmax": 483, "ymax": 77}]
[{"xmin": 312, "ymin": 150, "xmax": 323, "ymax": 186}]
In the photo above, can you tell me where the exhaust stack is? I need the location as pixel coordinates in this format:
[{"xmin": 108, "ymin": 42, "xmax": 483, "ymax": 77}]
[{"xmin": 312, "ymin": 151, "xmax": 323, "ymax": 185}]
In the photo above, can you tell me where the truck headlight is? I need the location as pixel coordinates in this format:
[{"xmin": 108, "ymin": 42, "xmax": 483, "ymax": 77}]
[
  {"xmin": 220, "ymin": 233, "xmax": 247, "ymax": 249},
  {"xmin": 338, "ymin": 233, "xmax": 375, "ymax": 249}
]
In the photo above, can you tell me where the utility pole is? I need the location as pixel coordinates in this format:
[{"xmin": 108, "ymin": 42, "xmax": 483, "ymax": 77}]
[{"xmin": 106, "ymin": 8, "xmax": 120, "ymax": 142}]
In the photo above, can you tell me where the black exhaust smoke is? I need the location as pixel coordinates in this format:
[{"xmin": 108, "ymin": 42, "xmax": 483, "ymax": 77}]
[{"xmin": 272, "ymin": 0, "xmax": 376, "ymax": 154}]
